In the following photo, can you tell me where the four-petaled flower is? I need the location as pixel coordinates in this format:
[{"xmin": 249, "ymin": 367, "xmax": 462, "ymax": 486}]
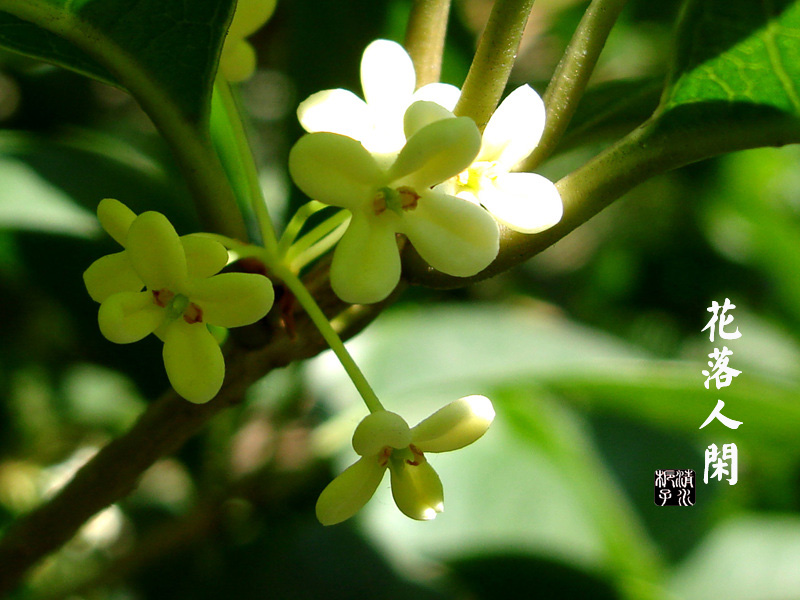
[
  {"xmin": 83, "ymin": 199, "xmax": 274, "ymax": 403},
  {"xmin": 219, "ymin": 0, "xmax": 277, "ymax": 82},
  {"xmin": 445, "ymin": 85, "xmax": 563, "ymax": 234},
  {"xmin": 289, "ymin": 103, "xmax": 500, "ymax": 304},
  {"xmin": 297, "ymin": 39, "xmax": 461, "ymax": 155},
  {"xmin": 316, "ymin": 395, "xmax": 495, "ymax": 525}
]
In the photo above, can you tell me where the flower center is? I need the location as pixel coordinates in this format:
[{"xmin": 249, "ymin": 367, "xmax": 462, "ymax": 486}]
[
  {"xmin": 153, "ymin": 289, "xmax": 204, "ymax": 324},
  {"xmin": 372, "ymin": 186, "xmax": 420, "ymax": 216},
  {"xmin": 385, "ymin": 444, "xmax": 425, "ymax": 468},
  {"xmin": 457, "ymin": 160, "xmax": 498, "ymax": 192}
]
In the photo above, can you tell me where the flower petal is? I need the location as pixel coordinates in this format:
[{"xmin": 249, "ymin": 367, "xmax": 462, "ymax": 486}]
[
  {"xmin": 401, "ymin": 191, "xmax": 499, "ymax": 277},
  {"xmin": 478, "ymin": 172, "xmax": 563, "ymax": 234},
  {"xmin": 352, "ymin": 411, "xmax": 412, "ymax": 457},
  {"xmin": 181, "ymin": 235, "xmax": 229, "ymax": 280},
  {"xmin": 97, "ymin": 198, "xmax": 136, "ymax": 246},
  {"xmin": 98, "ymin": 291, "xmax": 164, "ymax": 344},
  {"xmin": 403, "ymin": 100, "xmax": 455, "ymax": 140},
  {"xmin": 228, "ymin": 0, "xmax": 276, "ymax": 38},
  {"xmin": 360, "ymin": 39, "xmax": 415, "ymax": 113},
  {"xmin": 162, "ymin": 319, "xmax": 225, "ymax": 403},
  {"xmin": 188, "ymin": 272, "xmax": 274, "ymax": 328},
  {"xmin": 126, "ymin": 212, "xmax": 188, "ymax": 291},
  {"xmin": 480, "ymin": 84, "xmax": 546, "ymax": 168},
  {"xmin": 84, "ymin": 251, "xmax": 144, "ymax": 303},
  {"xmin": 330, "ymin": 212, "xmax": 401, "ymax": 304},
  {"xmin": 289, "ymin": 133, "xmax": 383, "ymax": 210},
  {"xmin": 411, "ymin": 395, "xmax": 495, "ymax": 453},
  {"xmin": 389, "ymin": 459, "xmax": 444, "ymax": 521},
  {"xmin": 316, "ymin": 457, "xmax": 386, "ymax": 526},
  {"xmin": 411, "ymin": 82, "xmax": 461, "ymax": 112},
  {"xmin": 389, "ymin": 117, "xmax": 481, "ymax": 189},
  {"xmin": 297, "ymin": 89, "xmax": 371, "ymax": 141},
  {"xmin": 220, "ymin": 37, "xmax": 257, "ymax": 83}
]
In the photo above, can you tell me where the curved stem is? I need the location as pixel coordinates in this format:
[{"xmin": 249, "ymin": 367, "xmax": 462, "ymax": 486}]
[
  {"xmin": 285, "ymin": 210, "xmax": 350, "ymax": 268},
  {"xmin": 213, "ymin": 78, "xmax": 281, "ymax": 257},
  {"xmin": 272, "ymin": 264, "xmax": 384, "ymax": 414},
  {"xmin": 278, "ymin": 200, "xmax": 329, "ymax": 256},
  {"xmin": 288, "ymin": 219, "xmax": 350, "ymax": 273},
  {"xmin": 523, "ymin": 0, "xmax": 630, "ymax": 171},
  {"xmin": 404, "ymin": 0, "xmax": 452, "ymax": 88},
  {"xmin": 453, "ymin": 0, "xmax": 536, "ymax": 130}
]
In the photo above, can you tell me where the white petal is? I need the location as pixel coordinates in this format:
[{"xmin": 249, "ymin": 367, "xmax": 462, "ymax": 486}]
[
  {"xmin": 297, "ymin": 89, "xmax": 371, "ymax": 141},
  {"xmin": 480, "ymin": 85, "xmax": 546, "ymax": 168},
  {"xmin": 411, "ymin": 395, "xmax": 495, "ymax": 453},
  {"xmin": 352, "ymin": 411, "xmax": 411, "ymax": 457},
  {"xmin": 478, "ymin": 173, "xmax": 563, "ymax": 234},
  {"xmin": 401, "ymin": 191, "xmax": 499, "ymax": 277},
  {"xmin": 360, "ymin": 40, "xmax": 416, "ymax": 111},
  {"xmin": 411, "ymin": 83, "xmax": 461, "ymax": 112},
  {"xmin": 288, "ymin": 133, "xmax": 383, "ymax": 210},
  {"xmin": 316, "ymin": 457, "xmax": 386, "ymax": 526},
  {"xmin": 389, "ymin": 459, "xmax": 444, "ymax": 521},
  {"xmin": 403, "ymin": 100, "xmax": 455, "ymax": 140},
  {"xmin": 330, "ymin": 212, "xmax": 401, "ymax": 304}
]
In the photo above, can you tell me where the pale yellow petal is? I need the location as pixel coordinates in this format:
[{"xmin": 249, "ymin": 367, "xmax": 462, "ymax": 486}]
[
  {"xmin": 98, "ymin": 291, "xmax": 164, "ymax": 344},
  {"xmin": 389, "ymin": 117, "xmax": 481, "ymax": 189},
  {"xmin": 480, "ymin": 84, "xmax": 546, "ymax": 168},
  {"xmin": 360, "ymin": 40, "xmax": 415, "ymax": 112},
  {"xmin": 411, "ymin": 83, "xmax": 461, "ymax": 112},
  {"xmin": 330, "ymin": 212, "xmax": 400, "ymax": 304},
  {"xmin": 181, "ymin": 235, "xmax": 229, "ymax": 280},
  {"xmin": 297, "ymin": 89, "xmax": 370, "ymax": 140},
  {"xmin": 126, "ymin": 212, "xmax": 188, "ymax": 291},
  {"xmin": 97, "ymin": 198, "xmax": 136, "ymax": 246},
  {"xmin": 228, "ymin": 0, "xmax": 276, "ymax": 38},
  {"xmin": 188, "ymin": 272, "xmax": 274, "ymax": 328},
  {"xmin": 352, "ymin": 411, "xmax": 411, "ymax": 457},
  {"xmin": 84, "ymin": 251, "xmax": 143, "ymax": 303},
  {"xmin": 162, "ymin": 320, "xmax": 224, "ymax": 403},
  {"xmin": 316, "ymin": 457, "xmax": 386, "ymax": 526},
  {"xmin": 411, "ymin": 395, "xmax": 495, "ymax": 453},
  {"xmin": 220, "ymin": 38, "xmax": 257, "ymax": 83},
  {"xmin": 289, "ymin": 133, "xmax": 383, "ymax": 210},
  {"xmin": 403, "ymin": 100, "xmax": 455, "ymax": 140},
  {"xmin": 389, "ymin": 460, "xmax": 444, "ymax": 521},
  {"xmin": 401, "ymin": 191, "xmax": 499, "ymax": 277},
  {"xmin": 478, "ymin": 173, "xmax": 563, "ymax": 234}
]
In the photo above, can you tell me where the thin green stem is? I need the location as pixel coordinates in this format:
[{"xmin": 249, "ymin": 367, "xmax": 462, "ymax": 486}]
[
  {"xmin": 523, "ymin": 0, "xmax": 630, "ymax": 171},
  {"xmin": 288, "ymin": 219, "xmax": 350, "ymax": 273},
  {"xmin": 404, "ymin": 0, "xmax": 452, "ymax": 88},
  {"xmin": 277, "ymin": 200, "xmax": 328, "ymax": 256},
  {"xmin": 284, "ymin": 210, "xmax": 350, "ymax": 267},
  {"xmin": 213, "ymin": 78, "xmax": 281, "ymax": 257},
  {"xmin": 272, "ymin": 263, "xmax": 384, "ymax": 414},
  {"xmin": 453, "ymin": 0, "xmax": 536, "ymax": 130}
]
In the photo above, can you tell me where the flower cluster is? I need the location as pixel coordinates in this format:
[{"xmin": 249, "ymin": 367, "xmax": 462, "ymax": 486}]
[
  {"xmin": 219, "ymin": 0, "xmax": 277, "ymax": 82},
  {"xmin": 317, "ymin": 395, "xmax": 495, "ymax": 525},
  {"xmin": 84, "ymin": 199, "xmax": 274, "ymax": 403},
  {"xmin": 290, "ymin": 40, "xmax": 563, "ymax": 304}
]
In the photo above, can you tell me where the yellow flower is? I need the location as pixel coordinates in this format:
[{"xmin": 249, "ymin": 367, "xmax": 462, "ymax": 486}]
[
  {"xmin": 316, "ymin": 395, "xmax": 495, "ymax": 525},
  {"xmin": 84, "ymin": 200, "xmax": 274, "ymax": 403},
  {"xmin": 219, "ymin": 0, "xmax": 277, "ymax": 82}
]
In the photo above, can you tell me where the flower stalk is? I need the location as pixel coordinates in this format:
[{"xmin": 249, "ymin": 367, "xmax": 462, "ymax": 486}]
[{"xmin": 404, "ymin": 0, "xmax": 452, "ymax": 88}]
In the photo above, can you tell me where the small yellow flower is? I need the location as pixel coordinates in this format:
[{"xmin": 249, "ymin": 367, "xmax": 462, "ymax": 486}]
[
  {"xmin": 316, "ymin": 395, "xmax": 495, "ymax": 525},
  {"xmin": 219, "ymin": 0, "xmax": 277, "ymax": 82},
  {"xmin": 84, "ymin": 200, "xmax": 274, "ymax": 403}
]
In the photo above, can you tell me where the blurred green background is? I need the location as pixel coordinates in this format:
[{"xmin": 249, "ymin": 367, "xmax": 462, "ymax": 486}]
[{"xmin": 1, "ymin": 0, "xmax": 799, "ymax": 598}]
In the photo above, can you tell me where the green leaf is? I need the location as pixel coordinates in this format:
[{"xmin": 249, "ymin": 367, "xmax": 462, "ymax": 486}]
[
  {"xmin": 0, "ymin": 0, "xmax": 246, "ymax": 238},
  {"xmin": 656, "ymin": 0, "xmax": 800, "ymax": 144}
]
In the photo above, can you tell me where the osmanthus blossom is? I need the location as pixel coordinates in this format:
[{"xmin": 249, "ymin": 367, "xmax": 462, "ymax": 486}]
[
  {"xmin": 219, "ymin": 0, "xmax": 277, "ymax": 82},
  {"xmin": 297, "ymin": 39, "xmax": 461, "ymax": 155},
  {"xmin": 316, "ymin": 395, "xmax": 495, "ymax": 525},
  {"xmin": 289, "ymin": 104, "xmax": 500, "ymax": 304},
  {"xmin": 83, "ymin": 199, "xmax": 274, "ymax": 403},
  {"xmin": 445, "ymin": 84, "xmax": 563, "ymax": 234}
]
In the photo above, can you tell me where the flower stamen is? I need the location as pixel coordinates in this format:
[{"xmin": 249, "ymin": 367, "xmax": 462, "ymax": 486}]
[{"xmin": 152, "ymin": 289, "xmax": 175, "ymax": 308}]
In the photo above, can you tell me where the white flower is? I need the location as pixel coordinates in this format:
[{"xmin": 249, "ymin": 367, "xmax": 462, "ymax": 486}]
[
  {"xmin": 288, "ymin": 105, "xmax": 500, "ymax": 304},
  {"xmin": 448, "ymin": 85, "xmax": 563, "ymax": 234},
  {"xmin": 297, "ymin": 39, "xmax": 461, "ymax": 155},
  {"xmin": 316, "ymin": 395, "xmax": 495, "ymax": 525}
]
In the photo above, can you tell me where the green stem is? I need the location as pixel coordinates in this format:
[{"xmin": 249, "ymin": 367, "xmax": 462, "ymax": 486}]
[
  {"xmin": 213, "ymin": 78, "xmax": 281, "ymax": 257},
  {"xmin": 523, "ymin": 0, "xmax": 630, "ymax": 171},
  {"xmin": 272, "ymin": 263, "xmax": 384, "ymax": 414},
  {"xmin": 277, "ymin": 201, "xmax": 329, "ymax": 256},
  {"xmin": 404, "ymin": 0, "xmax": 452, "ymax": 88},
  {"xmin": 285, "ymin": 211, "xmax": 350, "ymax": 269},
  {"xmin": 453, "ymin": 0, "xmax": 536, "ymax": 130}
]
